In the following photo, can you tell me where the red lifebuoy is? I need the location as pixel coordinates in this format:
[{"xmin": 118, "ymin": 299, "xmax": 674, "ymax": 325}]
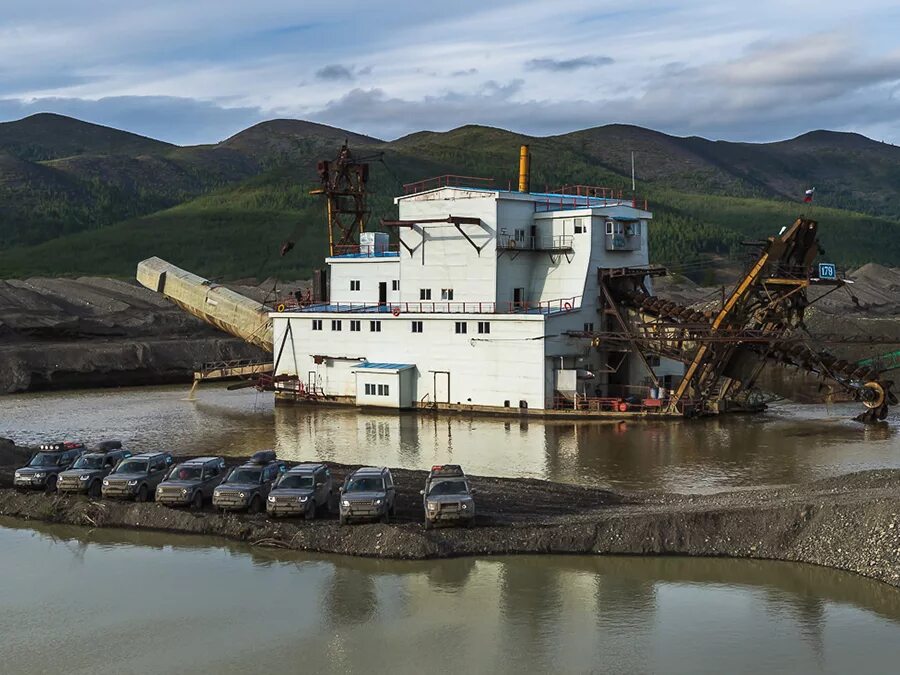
[
  {"xmin": 617, "ymin": 402, "xmax": 628, "ymax": 413},
  {"xmin": 391, "ymin": 306, "xmax": 401, "ymax": 317},
  {"xmin": 564, "ymin": 302, "xmax": 573, "ymax": 311}
]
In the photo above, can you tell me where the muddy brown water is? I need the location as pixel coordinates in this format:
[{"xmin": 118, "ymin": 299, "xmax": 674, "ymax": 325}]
[
  {"xmin": 2, "ymin": 384, "xmax": 898, "ymax": 492},
  {"xmin": 4, "ymin": 387, "xmax": 900, "ymax": 672},
  {"xmin": 1, "ymin": 518, "xmax": 899, "ymax": 674}
]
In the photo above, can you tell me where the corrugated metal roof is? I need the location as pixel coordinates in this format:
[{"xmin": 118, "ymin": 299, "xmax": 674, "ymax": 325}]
[{"xmin": 352, "ymin": 362, "xmax": 415, "ymax": 371}]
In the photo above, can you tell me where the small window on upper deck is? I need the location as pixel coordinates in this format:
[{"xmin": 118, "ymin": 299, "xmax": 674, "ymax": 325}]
[{"xmin": 574, "ymin": 217, "xmax": 586, "ymax": 234}]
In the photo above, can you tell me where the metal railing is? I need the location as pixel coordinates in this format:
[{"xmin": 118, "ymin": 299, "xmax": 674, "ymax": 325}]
[
  {"xmin": 277, "ymin": 297, "xmax": 582, "ymax": 315},
  {"xmin": 330, "ymin": 243, "xmax": 400, "ymax": 257},
  {"xmin": 496, "ymin": 235, "xmax": 574, "ymax": 251},
  {"xmin": 402, "ymin": 175, "xmax": 495, "ymax": 195}
]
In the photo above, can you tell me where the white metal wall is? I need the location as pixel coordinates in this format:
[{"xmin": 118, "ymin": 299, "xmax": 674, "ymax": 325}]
[{"xmin": 328, "ymin": 258, "xmax": 400, "ymax": 305}]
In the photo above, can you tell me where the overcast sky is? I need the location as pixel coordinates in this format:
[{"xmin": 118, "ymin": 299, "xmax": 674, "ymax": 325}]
[{"xmin": 1, "ymin": 0, "xmax": 899, "ymax": 145}]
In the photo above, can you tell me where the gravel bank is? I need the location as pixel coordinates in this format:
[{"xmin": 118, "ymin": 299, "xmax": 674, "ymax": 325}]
[{"xmin": 1, "ymin": 447, "xmax": 899, "ymax": 586}]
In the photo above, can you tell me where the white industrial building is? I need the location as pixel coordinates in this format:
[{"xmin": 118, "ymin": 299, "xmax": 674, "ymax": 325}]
[{"xmin": 269, "ymin": 174, "xmax": 683, "ymax": 414}]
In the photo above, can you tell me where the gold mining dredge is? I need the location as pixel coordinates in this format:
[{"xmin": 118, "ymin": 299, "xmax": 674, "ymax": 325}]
[{"xmin": 137, "ymin": 144, "xmax": 895, "ymax": 424}]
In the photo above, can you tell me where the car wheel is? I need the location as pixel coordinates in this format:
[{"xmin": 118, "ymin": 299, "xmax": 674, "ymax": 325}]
[
  {"xmin": 89, "ymin": 480, "xmax": 102, "ymax": 499},
  {"xmin": 249, "ymin": 495, "xmax": 262, "ymax": 514},
  {"xmin": 136, "ymin": 484, "xmax": 149, "ymax": 503},
  {"xmin": 339, "ymin": 513, "xmax": 347, "ymax": 526},
  {"xmin": 305, "ymin": 504, "xmax": 316, "ymax": 520},
  {"xmin": 424, "ymin": 519, "xmax": 432, "ymax": 530},
  {"xmin": 191, "ymin": 491, "xmax": 204, "ymax": 511},
  {"xmin": 381, "ymin": 511, "xmax": 391, "ymax": 525},
  {"xmin": 45, "ymin": 475, "xmax": 58, "ymax": 494}
]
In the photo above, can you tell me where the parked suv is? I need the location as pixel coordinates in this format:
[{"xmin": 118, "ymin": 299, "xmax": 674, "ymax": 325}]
[
  {"xmin": 339, "ymin": 466, "xmax": 395, "ymax": 525},
  {"xmin": 421, "ymin": 464, "xmax": 475, "ymax": 529},
  {"xmin": 13, "ymin": 442, "xmax": 86, "ymax": 492},
  {"xmin": 156, "ymin": 456, "xmax": 227, "ymax": 509},
  {"xmin": 57, "ymin": 442, "xmax": 132, "ymax": 497},
  {"xmin": 213, "ymin": 451, "xmax": 286, "ymax": 513},
  {"xmin": 267, "ymin": 463, "xmax": 333, "ymax": 519},
  {"xmin": 101, "ymin": 452, "xmax": 174, "ymax": 501}
]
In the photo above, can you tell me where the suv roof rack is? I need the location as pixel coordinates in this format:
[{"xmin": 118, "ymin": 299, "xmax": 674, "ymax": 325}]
[
  {"xmin": 248, "ymin": 450, "xmax": 277, "ymax": 465},
  {"xmin": 38, "ymin": 441, "xmax": 85, "ymax": 452},
  {"xmin": 429, "ymin": 464, "xmax": 464, "ymax": 477}
]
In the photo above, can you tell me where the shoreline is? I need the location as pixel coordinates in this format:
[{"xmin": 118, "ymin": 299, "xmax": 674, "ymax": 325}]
[{"xmin": 1, "ymin": 445, "xmax": 898, "ymax": 587}]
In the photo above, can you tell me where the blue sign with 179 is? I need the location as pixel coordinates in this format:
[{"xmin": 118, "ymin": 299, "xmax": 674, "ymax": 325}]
[{"xmin": 818, "ymin": 263, "xmax": 837, "ymax": 279}]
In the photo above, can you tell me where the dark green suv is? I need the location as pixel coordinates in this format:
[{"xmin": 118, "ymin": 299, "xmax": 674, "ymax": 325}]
[
  {"xmin": 14, "ymin": 442, "xmax": 86, "ymax": 492},
  {"xmin": 267, "ymin": 463, "xmax": 333, "ymax": 519},
  {"xmin": 156, "ymin": 456, "xmax": 227, "ymax": 509},
  {"xmin": 101, "ymin": 452, "xmax": 174, "ymax": 502},
  {"xmin": 57, "ymin": 444, "xmax": 132, "ymax": 497},
  {"xmin": 213, "ymin": 451, "xmax": 286, "ymax": 513}
]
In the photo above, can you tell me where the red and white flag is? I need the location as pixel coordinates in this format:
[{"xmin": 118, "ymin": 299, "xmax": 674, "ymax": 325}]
[{"xmin": 803, "ymin": 187, "xmax": 816, "ymax": 203}]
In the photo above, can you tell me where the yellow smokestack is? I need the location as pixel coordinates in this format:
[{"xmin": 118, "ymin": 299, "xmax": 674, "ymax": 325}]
[{"xmin": 517, "ymin": 144, "xmax": 531, "ymax": 193}]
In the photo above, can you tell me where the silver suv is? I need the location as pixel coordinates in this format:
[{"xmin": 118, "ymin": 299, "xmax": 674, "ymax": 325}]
[
  {"xmin": 339, "ymin": 466, "xmax": 395, "ymax": 525},
  {"xmin": 421, "ymin": 465, "xmax": 475, "ymax": 529},
  {"xmin": 213, "ymin": 451, "xmax": 286, "ymax": 513},
  {"xmin": 101, "ymin": 452, "xmax": 174, "ymax": 501},
  {"xmin": 267, "ymin": 463, "xmax": 333, "ymax": 519}
]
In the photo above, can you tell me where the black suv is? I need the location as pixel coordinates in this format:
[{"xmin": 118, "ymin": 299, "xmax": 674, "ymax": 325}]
[
  {"xmin": 267, "ymin": 463, "xmax": 333, "ymax": 519},
  {"xmin": 14, "ymin": 442, "xmax": 86, "ymax": 492},
  {"xmin": 213, "ymin": 451, "xmax": 286, "ymax": 513},
  {"xmin": 57, "ymin": 442, "xmax": 132, "ymax": 497},
  {"xmin": 339, "ymin": 466, "xmax": 396, "ymax": 525},
  {"xmin": 156, "ymin": 456, "xmax": 227, "ymax": 509},
  {"xmin": 101, "ymin": 452, "xmax": 174, "ymax": 501}
]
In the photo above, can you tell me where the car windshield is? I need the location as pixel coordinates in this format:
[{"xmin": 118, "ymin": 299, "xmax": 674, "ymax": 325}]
[
  {"xmin": 428, "ymin": 479, "xmax": 468, "ymax": 496},
  {"xmin": 277, "ymin": 475, "xmax": 314, "ymax": 489},
  {"xmin": 169, "ymin": 465, "xmax": 203, "ymax": 481},
  {"xmin": 73, "ymin": 455, "xmax": 104, "ymax": 469},
  {"xmin": 225, "ymin": 469, "xmax": 261, "ymax": 484},
  {"xmin": 28, "ymin": 452, "xmax": 63, "ymax": 467},
  {"xmin": 114, "ymin": 460, "xmax": 148, "ymax": 474},
  {"xmin": 345, "ymin": 476, "xmax": 384, "ymax": 492}
]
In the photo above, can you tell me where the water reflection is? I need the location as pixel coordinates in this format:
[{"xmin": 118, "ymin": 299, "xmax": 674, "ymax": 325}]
[
  {"xmin": 1, "ymin": 519, "xmax": 899, "ymax": 675},
  {"xmin": 2, "ymin": 385, "xmax": 899, "ymax": 492}
]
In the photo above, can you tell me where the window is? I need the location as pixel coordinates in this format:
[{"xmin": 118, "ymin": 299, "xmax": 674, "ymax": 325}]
[
  {"xmin": 392, "ymin": 280, "xmax": 400, "ymax": 291},
  {"xmin": 370, "ymin": 320, "xmax": 381, "ymax": 332},
  {"xmin": 583, "ymin": 322, "xmax": 594, "ymax": 332},
  {"xmin": 514, "ymin": 228, "xmax": 526, "ymax": 243},
  {"xmin": 411, "ymin": 321, "xmax": 423, "ymax": 333},
  {"xmin": 312, "ymin": 319, "xmax": 322, "ymax": 331},
  {"xmin": 455, "ymin": 321, "xmax": 467, "ymax": 334},
  {"xmin": 350, "ymin": 280, "xmax": 361, "ymax": 291},
  {"xmin": 574, "ymin": 217, "xmax": 586, "ymax": 234},
  {"xmin": 331, "ymin": 320, "xmax": 342, "ymax": 331},
  {"xmin": 364, "ymin": 383, "xmax": 375, "ymax": 395},
  {"xmin": 350, "ymin": 320, "xmax": 361, "ymax": 332},
  {"xmin": 377, "ymin": 384, "xmax": 390, "ymax": 396},
  {"xmin": 441, "ymin": 288, "xmax": 454, "ymax": 300},
  {"xmin": 420, "ymin": 288, "xmax": 431, "ymax": 300},
  {"xmin": 606, "ymin": 221, "xmax": 615, "ymax": 235},
  {"xmin": 478, "ymin": 321, "xmax": 490, "ymax": 334}
]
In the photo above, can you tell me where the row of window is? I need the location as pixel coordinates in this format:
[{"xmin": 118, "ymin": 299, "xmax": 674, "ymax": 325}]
[
  {"xmin": 312, "ymin": 319, "xmax": 491, "ymax": 334},
  {"xmin": 419, "ymin": 288, "xmax": 453, "ymax": 300},
  {"xmin": 349, "ymin": 280, "xmax": 401, "ymax": 291},
  {"xmin": 363, "ymin": 383, "xmax": 391, "ymax": 396}
]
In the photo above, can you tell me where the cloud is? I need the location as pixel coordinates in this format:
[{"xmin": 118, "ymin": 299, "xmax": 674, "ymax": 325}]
[
  {"xmin": 525, "ymin": 56, "xmax": 614, "ymax": 71},
  {"xmin": 315, "ymin": 64, "xmax": 356, "ymax": 81}
]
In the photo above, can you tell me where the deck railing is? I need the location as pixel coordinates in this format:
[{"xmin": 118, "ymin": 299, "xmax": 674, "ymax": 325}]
[{"xmin": 275, "ymin": 297, "xmax": 582, "ymax": 315}]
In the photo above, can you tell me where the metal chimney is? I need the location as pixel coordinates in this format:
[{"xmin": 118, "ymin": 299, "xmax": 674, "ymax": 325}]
[{"xmin": 517, "ymin": 144, "xmax": 531, "ymax": 193}]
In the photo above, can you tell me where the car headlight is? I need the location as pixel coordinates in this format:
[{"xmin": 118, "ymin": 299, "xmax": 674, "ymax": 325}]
[
  {"xmin": 341, "ymin": 499, "xmax": 350, "ymax": 507},
  {"xmin": 127, "ymin": 480, "xmax": 138, "ymax": 486},
  {"xmin": 34, "ymin": 472, "xmax": 46, "ymax": 479},
  {"xmin": 103, "ymin": 479, "xmax": 109, "ymax": 486},
  {"xmin": 299, "ymin": 496, "xmax": 308, "ymax": 502},
  {"xmin": 14, "ymin": 472, "xmax": 21, "ymax": 479},
  {"xmin": 239, "ymin": 492, "xmax": 246, "ymax": 499},
  {"xmin": 267, "ymin": 496, "xmax": 276, "ymax": 503},
  {"xmin": 181, "ymin": 488, "xmax": 188, "ymax": 496},
  {"xmin": 374, "ymin": 499, "xmax": 383, "ymax": 506},
  {"xmin": 428, "ymin": 502, "xmax": 437, "ymax": 511},
  {"xmin": 461, "ymin": 503, "xmax": 468, "ymax": 509},
  {"xmin": 80, "ymin": 475, "xmax": 91, "ymax": 481}
]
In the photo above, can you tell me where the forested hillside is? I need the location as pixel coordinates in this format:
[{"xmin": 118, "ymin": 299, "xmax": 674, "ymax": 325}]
[{"xmin": 0, "ymin": 113, "xmax": 898, "ymax": 280}]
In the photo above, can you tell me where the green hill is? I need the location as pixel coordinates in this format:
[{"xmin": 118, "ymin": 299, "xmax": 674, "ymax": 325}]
[{"xmin": 0, "ymin": 113, "xmax": 899, "ymax": 281}]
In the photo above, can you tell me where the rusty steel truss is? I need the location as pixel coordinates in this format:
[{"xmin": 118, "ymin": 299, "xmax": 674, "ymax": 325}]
[
  {"xmin": 311, "ymin": 142, "xmax": 371, "ymax": 257},
  {"xmin": 593, "ymin": 218, "xmax": 896, "ymax": 423}
]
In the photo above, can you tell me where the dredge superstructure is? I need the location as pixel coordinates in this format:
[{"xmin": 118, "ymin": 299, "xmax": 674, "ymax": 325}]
[{"xmin": 137, "ymin": 144, "xmax": 894, "ymax": 422}]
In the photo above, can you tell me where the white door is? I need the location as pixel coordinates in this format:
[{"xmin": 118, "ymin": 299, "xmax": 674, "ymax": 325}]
[{"xmin": 433, "ymin": 372, "xmax": 450, "ymax": 403}]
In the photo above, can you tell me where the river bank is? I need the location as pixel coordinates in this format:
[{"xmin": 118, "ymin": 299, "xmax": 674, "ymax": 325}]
[{"xmin": 2, "ymin": 441, "xmax": 899, "ymax": 586}]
